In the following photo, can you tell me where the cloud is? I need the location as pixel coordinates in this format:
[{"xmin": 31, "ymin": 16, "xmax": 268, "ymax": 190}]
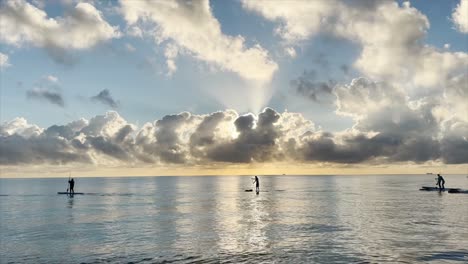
[
  {"xmin": 26, "ymin": 75, "xmax": 64, "ymax": 107},
  {"xmin": 91, "ymin": 89, "xmax": 119, "ymax": 108},
  {"xmin": 164, "ymin": 43, "xmax": 178, "ymax": 76},
  {"xmin": 440, "ymin": 120, "xmax": 468, "ymax": 164},
  {"xmin": 452, "ymin": 0, "xmax": 468, "ymax": 33},
  {"xmin": 27, "ymin": 88, "xmax": 65, "ymax": 107},
  {"xmin": 332, "ymin": 78, "xmax": 443, "ymax": 163},
  {"xmin": 0, "ymin": 0, "xmax": 120, "ymax": 63},
  {"xmin": 0, "ymin": 52, "xmax": 11, "ymax": 68},
  {"xmin": 3, "ymin": 90, "xmax": 467, "ymax": 167},
  {"xmin": 285, "ymin": 47, "xmax": 297, "ymax": 58},
  {"xmin": 119, "ymin": 0, "xmax": 277, "ymax": 84},
  {"xmin": 202, "ymin": 108, "xmax": 283, "ymax": 163},
  {"xmin": 125, "ymin": 43, "xmax": 136, "ymax": 52},
  {"xmin": 139, "ymin": 112, "xmax": 195, "ymax": 164},
  {"xmin": 45, "ymin": 75, "xmax": 59, "ymax": 83},
  {"xmin": 0, "ymin": 117, "xmax": 43, "ymax": 137},
  {"xmin": 290, "ymin": 70, "xmax": 335, "ymax": 103},
  {"xmin": 242, "ymin": 0, "xmax": 468, "ymax": 90},
  {"xmin": 0, "ymin": 117, "xmax": 89, "ymax": 165}
]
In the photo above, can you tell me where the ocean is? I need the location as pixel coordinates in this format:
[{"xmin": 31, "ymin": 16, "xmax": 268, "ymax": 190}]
[{"xmin": 1, "ymin": 175, "xmax": 467, "ymax": 263}]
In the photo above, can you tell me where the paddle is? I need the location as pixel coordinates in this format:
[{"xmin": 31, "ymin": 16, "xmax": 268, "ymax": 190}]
[{"xmin": 66, "ymin": 173, "xmax": 71, "ymax": 193}]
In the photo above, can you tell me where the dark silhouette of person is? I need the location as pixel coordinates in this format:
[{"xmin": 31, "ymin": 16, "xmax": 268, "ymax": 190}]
[
  {"xmin": 254, "ymin": 176, "xmax": 260, "ymax": 194},
  {"xmin": 69, "ymin": 178, "xmax": 75, "ymax": 194},
  {"xmin": 436, "ymin": 174, "xmax": 445, "ymax": 191}
]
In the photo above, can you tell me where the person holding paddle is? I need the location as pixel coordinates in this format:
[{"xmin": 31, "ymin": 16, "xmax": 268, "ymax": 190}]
[{"xmin": 68, "ymin": 177, "xmax": 75, "ymax": 195}]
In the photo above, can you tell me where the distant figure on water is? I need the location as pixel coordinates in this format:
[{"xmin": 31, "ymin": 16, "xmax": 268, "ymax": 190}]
[
  {"xmin": 436, "ymin": 174, "xmax": 445, "ymax": 191},
  {"xmin": 253, "ymin": 176, "xmax": 260, "ymax": 194},
  {"xmin": 68, "ymin": 178, "xmax": 75, "ymax": 194}
]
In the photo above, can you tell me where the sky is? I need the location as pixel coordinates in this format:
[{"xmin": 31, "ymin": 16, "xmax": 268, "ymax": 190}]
[{"xmin": 0, "ymin": 0, "xmax": 467, "ymax": 177}]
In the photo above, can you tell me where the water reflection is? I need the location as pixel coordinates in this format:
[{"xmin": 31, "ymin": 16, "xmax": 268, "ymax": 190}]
[
  {"xmin": 1, "ymin": 175, "xmax": 468, "ymax": 263},
  {"xmin": 67, "ymin": 196, "xmax": 74, "ymax": 209},
  {"xmin": 173, "ymin": 176, "xmax": 220, "ymax": 255},
  {"xmin": 215, "ymin": 176, "xmax": 243, "ymax": 253}
]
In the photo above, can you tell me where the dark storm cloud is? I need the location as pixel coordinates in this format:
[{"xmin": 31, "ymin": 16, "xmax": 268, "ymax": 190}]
[
  {"xmin": 291, "ymin": 70, "xmax": 335, "ymax": 103},
  {"xmin": 26, "ymin": 88, "xmax": 65, "ymax": 107},
  {"xmin": 91, "ymin": 89, "xmax": 119, "ymax": 108}
]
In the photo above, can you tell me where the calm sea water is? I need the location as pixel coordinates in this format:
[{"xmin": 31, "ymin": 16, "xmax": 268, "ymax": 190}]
[{"xmin": 1, "ymin": 175, "xmax": 467, "ymax": 264}]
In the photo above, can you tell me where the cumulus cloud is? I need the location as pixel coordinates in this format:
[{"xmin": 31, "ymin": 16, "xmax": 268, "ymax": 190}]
[
  {"xmin": 0, "ymin": 117, "xmax": 43, "ymax": 138},
  {"xmin": 242, "ymin": 0, "xmax": 468, "ymax": 90},
  {"xmin": 0, "ymin": 117, "xmax": 89, "ymax": 165},
  {"xmin": 452, "ymin": 0, "xmax": 468, "ymax": 33},
  {"xmin": 151, "ymin": 112, "xmax": 196, "ymax": 164},
  {"xmin": 440, "ymin": 120, "xmax": 468, "ymax": 164},
  {"xmin": 0, "ymin": 52, "xmax": 11, "ymax": 68},
  {"xmin": 91, "ymin": 89, "xmax": 119, "ymax": 108},
  {"xmin": 242, "ymin": 0, "xmax": 339, "ymax": 42},
  {"xmin": 334, "ymin": 78, "xmax": 442, "ymax": 162},
  {"xmin": 119, "ymin": 0, "xmax": 277, "ymax": 84},
  {"xmin": 2, "ymin": 92, "xmax": 467, "ymax": 167},
  {"xmin": 0, "ymin": 0, "xmax": 120, "ymax": 63}
]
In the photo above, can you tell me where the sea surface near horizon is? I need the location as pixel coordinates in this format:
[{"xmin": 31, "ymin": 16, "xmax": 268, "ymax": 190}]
[{"xmin": 1, "ymin": 175, "xmax": 467, "ymax": 263}]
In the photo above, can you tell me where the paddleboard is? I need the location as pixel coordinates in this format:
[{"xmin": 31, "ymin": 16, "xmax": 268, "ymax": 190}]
[
  {"xmin": 419, "ymin": 186, "xmax": 442, "ymax": 191},
  {"xmin": 57, "ymin": 192, "xmax": 84, "ymax": 195},
  {"xmin": 447, "ymin": 189, "xmax": 468, "ymax": 194},
  {"xmin": 419, "ymin": 186, "xmax": 467, "ymax": 193}
]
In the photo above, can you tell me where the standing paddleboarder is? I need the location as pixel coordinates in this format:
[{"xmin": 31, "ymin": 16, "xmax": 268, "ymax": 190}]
[
  {"xmin": 253, "ymin": 176, "xmax": 260, "ymax": 194},
  {"xmin": 68, "ymin": 177, "xmax": 75, "ymax": 195},
  {"xmin": 436, "ymin": 174, "xmax": 445, "ymax": 191}
]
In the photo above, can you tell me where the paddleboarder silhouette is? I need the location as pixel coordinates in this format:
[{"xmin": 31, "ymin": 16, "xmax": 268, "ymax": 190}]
[
  {"xmin": 68, "ymin": 177, "xmax": 75, "ymax": 195},
  {"xmin": 253, "ymin": 176, "xmax": 260, "ymax": 194},
  {"xmin": 436, "ymin": 174, "xmax": 445, "ymax": 191}
]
